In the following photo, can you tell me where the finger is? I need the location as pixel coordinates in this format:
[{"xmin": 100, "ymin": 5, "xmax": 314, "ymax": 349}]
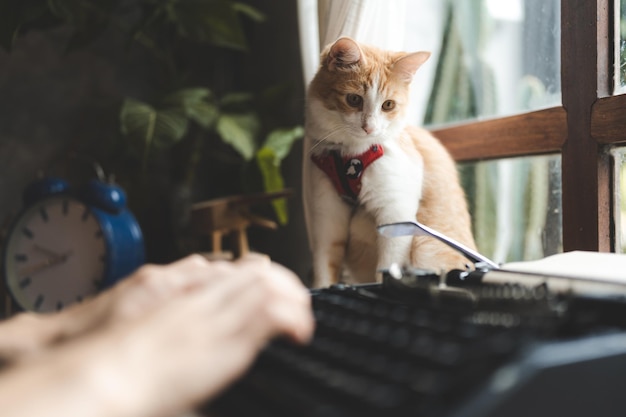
[
  {"xmin": 137, "ymin": 255, "xmax": 224, "ymax": 295},
  {"xmin": 162, "ymin": 254, "xmax": 213, "ymax": 287},
  {"xmin": 119, "ymin": 263, "xmax": 315, "ymax": 408},
  {"xmin": 236, "ymin": 252, "xmax": 271, "ymax": 265},
  {"xmin": 132, "ymin": 258, "xmax": 314, "ymax": 347},
  {"xmin": 228, "ymin": 263, "xmax": 314, "ymax": 344},
  {"xmin": 183, "ymin": 261, "xmax": 314, "ymax": 345},
  {"xmin": 234, "ymin": 253, "xmax": 272, "ymax": 273},
  {"xmin": 266, "ymin": 270, "xmax": 314, "ymax": 344}
]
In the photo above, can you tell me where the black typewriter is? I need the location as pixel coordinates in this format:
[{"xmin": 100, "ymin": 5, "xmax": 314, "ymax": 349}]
[{"xmin": 206, "ymin": 222, "xmax": 626, "ymax": 417}]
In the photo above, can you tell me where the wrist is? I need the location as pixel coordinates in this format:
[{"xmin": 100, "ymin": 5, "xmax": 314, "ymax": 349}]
[
  {"xmin": 0, "ymin": 292, "xmax": 117, "ymax": 362},
  {"xmin": 0, "ymin": 323, "xmax": 154, "ymax": 417},
  {"xmin": 0, "ymin": 312, "xmax": 65, "ymax": 360}
]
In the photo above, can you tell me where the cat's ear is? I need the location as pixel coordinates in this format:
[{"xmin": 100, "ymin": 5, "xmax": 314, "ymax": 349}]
[
  {"xmin": 392, "ymin": 51, "xmax": 431, "ymax": 83},
  {"xmin": 325, "ymin": 37, "xmax": 363, "ymax": 70}
]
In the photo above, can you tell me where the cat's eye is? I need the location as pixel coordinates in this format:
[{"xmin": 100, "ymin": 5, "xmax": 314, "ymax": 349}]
[
  {"xmin": 382, "ymin": 100, "xmax": 396, "ymax": 111},
  {"xmin": 346, "ymin": 94, "xmax": 363, "ymax": 108}
]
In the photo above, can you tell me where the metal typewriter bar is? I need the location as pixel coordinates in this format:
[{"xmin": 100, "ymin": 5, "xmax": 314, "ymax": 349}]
[
  {"xmin": 377, "ymin": 221, "xmax": 500, "ymax": 270},
  {"xmin": 378, "ymin": 221, "xmax": 626, "ymax": 298}
]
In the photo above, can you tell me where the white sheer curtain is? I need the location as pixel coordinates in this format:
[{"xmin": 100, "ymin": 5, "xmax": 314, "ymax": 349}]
[{"xmin": 297, "ymin": 0, "xmax": 406, "ymax": 86}]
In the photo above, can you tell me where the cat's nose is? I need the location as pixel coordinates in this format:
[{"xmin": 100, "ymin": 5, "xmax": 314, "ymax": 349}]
[{"xmin": 362, "ymin": 124, "xmax": 375, "ymax": 135}]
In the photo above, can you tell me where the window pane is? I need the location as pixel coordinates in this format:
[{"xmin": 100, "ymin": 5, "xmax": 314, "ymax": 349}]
[
  {"xmin": 410, "ymin": 0, "xmax": 561, "ymax": 126},
  {"xmin": 408, "ymin": 1, "xmax": 564, "ymax": 264},
  {"xmin": 613, "ymin": 7, "xmax": 626, "ymax": 249},
  {"xmin": 614, "ymin": 148, "xmax": 626, "ymax": 252},
  {"xmin": 460, "ymin": 155, "xmax": 562, "ymax": 263},
  {"xmin": 617, "ymin": 0, "xmax": 626, "ymax": 89}
]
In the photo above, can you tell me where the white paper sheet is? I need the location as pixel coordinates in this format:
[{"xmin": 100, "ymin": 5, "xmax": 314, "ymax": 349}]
[{"xmin": 482, "ymin": 251, "xmax": 626, "ymax": 296}]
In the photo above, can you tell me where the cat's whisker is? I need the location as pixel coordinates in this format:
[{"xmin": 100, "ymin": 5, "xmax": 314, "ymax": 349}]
[
  {"xmin": 308, "ymin": 138, "xmax": 328, "ymax": 154},
  {"xmin": 308, "ymin": 126, "xmax": 351, "ymax": 155}
]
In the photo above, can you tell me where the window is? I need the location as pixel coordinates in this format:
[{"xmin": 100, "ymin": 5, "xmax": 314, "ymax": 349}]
[
  {"xmin": 614, "ymin": 0, "xmax": 626, "ymax": 93},
  {"xmin": 425, "ymin": 0, "xmax": 626, "ymax": 259},
  {"xmin": 459, "ymin": 155, "xmax": 562, "ymax": 262},
  {"xmin": 616, "ymin": 0, "xmax": 626, "ymax": 252},
  {"xmin": 614, "ymin": 149, "xmax": 626, "ymax": 252},
  {"xmin": 410, "ymin": 0, "xmax": 562, "ymax": 263}
]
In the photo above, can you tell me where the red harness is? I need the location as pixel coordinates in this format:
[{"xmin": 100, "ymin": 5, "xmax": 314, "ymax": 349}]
[{"xmin": 311, "ymin": 144, "xmax": 384, "ymax": 203}]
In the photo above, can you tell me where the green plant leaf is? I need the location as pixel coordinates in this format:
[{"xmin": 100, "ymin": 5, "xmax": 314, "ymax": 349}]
[
  {"xmin": 186, "ymin": 102, "xmax": 219, "ymax": 130},
  {"xmin": 232, "ymin": 2, "xmax": 265, "ymax": 23},
  {"xmin": 163, "ymin": 87, "xmax": 213, "ymax": 104},
  {"xmin": 262, "ymin": 126, "xmax": 304, "ymax": 160},
  {"xmin": 165, "ymin": 0, "xmax": 249, "ymax": 50},
  {"xmin": 256, "ymin": 147, "xmax": 288, "ymax": 225},
  {"xmin": 120, "ymin": 98, "xmax": 189, "ymax": 153},
  {"xmin": 162, "ymin": 87, "xmax": 219, "ymax": 129},
  {"xmin": 220, "ymin": 91, "xmax": 254, "ymax": 112},
  {"xmin": 254, "ymin": 126, "xmax": 303, "ymax": 225},
  {"xmin": 216, "ymin": 112, "xmax": 259, "ymax": 160}
]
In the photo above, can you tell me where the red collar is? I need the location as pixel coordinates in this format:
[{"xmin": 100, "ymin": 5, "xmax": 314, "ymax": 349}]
[{"xmin": 311, "ymin": 144, "xmax": 384, "ymax": 203}]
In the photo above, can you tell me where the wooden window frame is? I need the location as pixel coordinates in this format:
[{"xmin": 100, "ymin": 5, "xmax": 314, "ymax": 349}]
[{"xmin": 430, "ymin": 0, "xmax": 626, "ymax": 253}]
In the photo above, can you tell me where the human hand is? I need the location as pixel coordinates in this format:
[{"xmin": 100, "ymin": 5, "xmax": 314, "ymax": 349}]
[
  {"xmin": 0, "ymin": 254, "xmax": 309, "ymax": 359},
  {"xmin": 112, "ymin": 254, "xmax": 313, "ymax": 412},
  {"xmin": 0, "ymin": 255, "xmax": 314, "ymax": 417},
  {"xmin": 84, "ymin": 254, "xmax": 315, "ymax": 416},
  {"xmin": 47, "ymin": 254, "xmax": 246, "ymax": 343},
  {"xmin": 0, "ymin": 256, "xmax": 212, "ymax": 361}
]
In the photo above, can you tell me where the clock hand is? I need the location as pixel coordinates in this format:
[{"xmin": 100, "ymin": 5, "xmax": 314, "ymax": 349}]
[
  {"xmin": 32, "ymin": 244, "xmax": 64, "ymax": 259},
  {"xmin": 19, "ymin": 258, "xmax": 64, "ymax": 277},
  {"xmin": 19, "ymin": 250, "xmax": 74, "ymax": 277}
]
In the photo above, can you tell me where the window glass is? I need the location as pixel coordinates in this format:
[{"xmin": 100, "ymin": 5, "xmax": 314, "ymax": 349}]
[
  {"xmin": 615, "ymin": 3, "xmax": 626, "ymax": 252},
  {"xmin": 460, "ymin": 155, "xmax": 562, "ymax": 264},
  {"xmin": 613, "ymin": 148, "xmax": 626, "ymax": 252},
  {"xmin": 617, "ymin": 0, "xmax": 626, "ymax": 93},
  {"xmin": 408, "ymin": 0, "xmax": 563, "ymax": 264},
  {"xmin": 406, "ymin": 0, "xmax": 561, "ymax": 126}
]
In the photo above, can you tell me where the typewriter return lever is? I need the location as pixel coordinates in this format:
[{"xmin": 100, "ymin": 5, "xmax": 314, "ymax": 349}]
[{"xmin": 377, "ymin": 220, "xmax": 500, "ymax": 271}]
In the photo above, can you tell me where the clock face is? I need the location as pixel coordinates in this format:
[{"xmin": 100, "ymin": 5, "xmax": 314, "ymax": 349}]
[{"xmin": 3, "ymin": 196, "xmax": 107, "ymax": 312}]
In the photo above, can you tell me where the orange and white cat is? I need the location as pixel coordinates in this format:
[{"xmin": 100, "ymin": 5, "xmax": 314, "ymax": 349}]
[{"xmin": 303, "ymin": 37, "xmax": 477, "ymax": 288}]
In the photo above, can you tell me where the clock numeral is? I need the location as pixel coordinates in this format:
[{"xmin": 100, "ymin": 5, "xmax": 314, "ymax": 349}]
[
  {"xmin": 39, "ymin": 207, "xmax": 49, "ymax": 222},
  {"xmin": 34, "ymin": 295, "xmax": 44, "ymax": 311},
  {"xmin": 22, "ymin": 227, "xmax": 34, "ymax": 239},
  {"xmin": 14, "ymin": 253, "xmax": 28, "ymax": 263},
  {"xmin": 19, "ymin": 277, "xmax": 31, "ymax": 289}
]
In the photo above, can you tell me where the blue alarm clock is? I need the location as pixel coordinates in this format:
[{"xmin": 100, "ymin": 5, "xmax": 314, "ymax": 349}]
[{"xmin": 2, "ymin": 174, "xmax": 145, "ymax": 312}]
